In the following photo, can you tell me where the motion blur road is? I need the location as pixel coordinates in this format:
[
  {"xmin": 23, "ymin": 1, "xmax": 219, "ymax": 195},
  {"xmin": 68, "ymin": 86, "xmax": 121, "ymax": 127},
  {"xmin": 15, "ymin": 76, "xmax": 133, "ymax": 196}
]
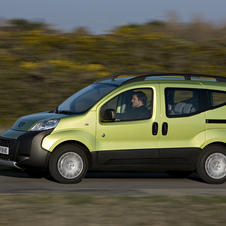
[{"xmin": 0, "ymin": 170, "xmax": 226, "ymax": 196}]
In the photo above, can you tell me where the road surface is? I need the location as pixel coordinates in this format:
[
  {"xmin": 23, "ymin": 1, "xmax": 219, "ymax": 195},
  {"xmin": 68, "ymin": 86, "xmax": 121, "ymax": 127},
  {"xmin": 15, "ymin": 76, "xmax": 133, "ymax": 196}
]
[{"xmin": 0, "ymin": 170, "xmax": 226, "ymax": 196}]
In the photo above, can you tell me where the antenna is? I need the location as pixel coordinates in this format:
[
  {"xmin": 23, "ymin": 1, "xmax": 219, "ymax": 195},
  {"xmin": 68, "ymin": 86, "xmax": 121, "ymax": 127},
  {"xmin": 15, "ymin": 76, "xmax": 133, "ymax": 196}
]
[{"xmin": 118, "ymin": 64, "xmax": 131, "ymax": 74}]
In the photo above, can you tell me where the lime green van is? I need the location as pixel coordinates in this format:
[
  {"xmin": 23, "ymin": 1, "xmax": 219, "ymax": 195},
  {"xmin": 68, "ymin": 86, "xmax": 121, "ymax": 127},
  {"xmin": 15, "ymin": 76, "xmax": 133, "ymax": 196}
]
[{"xmin": 1, "ymin": 72, "xmax": 226, "ymax": 184}]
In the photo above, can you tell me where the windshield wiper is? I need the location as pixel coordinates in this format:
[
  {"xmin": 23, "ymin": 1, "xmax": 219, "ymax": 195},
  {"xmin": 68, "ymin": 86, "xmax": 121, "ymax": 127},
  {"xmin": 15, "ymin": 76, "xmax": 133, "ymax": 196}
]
[
  {"xmin": 58, "ymin": 111, "xmax": 74, "ymax": 115},
  {"xmin": 55, "ymin": 106, "xmax": 59, "ymax": 114},
  {"xmin": 48, "ymin": 106, "xmax": 58, "ymax": 113}
]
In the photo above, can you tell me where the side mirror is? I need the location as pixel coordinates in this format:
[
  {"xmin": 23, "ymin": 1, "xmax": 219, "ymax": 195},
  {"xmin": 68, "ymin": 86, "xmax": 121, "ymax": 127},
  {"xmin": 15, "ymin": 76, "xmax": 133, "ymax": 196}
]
[{"xmin": 102, "ymin": 109, "xmax": 116, "ymax": 122}]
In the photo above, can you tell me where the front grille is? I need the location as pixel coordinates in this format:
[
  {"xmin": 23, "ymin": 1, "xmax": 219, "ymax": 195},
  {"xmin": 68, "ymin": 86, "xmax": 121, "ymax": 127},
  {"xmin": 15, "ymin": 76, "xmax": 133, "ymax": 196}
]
[
  {"xmin": 0, "ymin": 139, "xmax": 14, "ymax": 147},
  {"xmin": 0, "ymin": 154, "xmax": 11, "ymax": 160}
]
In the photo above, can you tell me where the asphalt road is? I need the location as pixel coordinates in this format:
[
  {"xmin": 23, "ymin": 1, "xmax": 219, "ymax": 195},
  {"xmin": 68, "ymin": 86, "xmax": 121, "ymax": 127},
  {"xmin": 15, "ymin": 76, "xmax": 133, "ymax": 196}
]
[{"xmin": 0, "ymin": 170, "xmax": 226, "ymax": 196}]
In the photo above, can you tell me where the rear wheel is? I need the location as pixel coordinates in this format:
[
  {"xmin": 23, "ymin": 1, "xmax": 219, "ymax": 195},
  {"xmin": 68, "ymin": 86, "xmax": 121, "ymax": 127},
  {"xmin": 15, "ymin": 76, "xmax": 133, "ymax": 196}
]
[
  {"xmin": 49, "ymin": 144, "xmax": 88, "ymax": 184},
  {"xmin": 197, "ymin": 145, "xmax": 226, "ymax": 184}
]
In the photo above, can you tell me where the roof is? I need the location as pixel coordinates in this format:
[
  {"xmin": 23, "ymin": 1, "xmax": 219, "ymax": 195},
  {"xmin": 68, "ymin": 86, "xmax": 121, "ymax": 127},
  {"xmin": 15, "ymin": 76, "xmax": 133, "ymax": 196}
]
[{"xmin": 93, "ymin": 72, "xmax": 226, "ymax": 86}]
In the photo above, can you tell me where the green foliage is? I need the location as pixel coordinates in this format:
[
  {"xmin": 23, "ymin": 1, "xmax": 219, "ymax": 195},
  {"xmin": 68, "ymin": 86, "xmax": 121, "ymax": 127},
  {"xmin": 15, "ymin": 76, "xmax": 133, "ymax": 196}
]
[
  {"xmin": 8, "ymin": 19, "xmax": 48, "ymax": 31},
  {"xmin": 147, "ymin": 20, "xmax": 166, "ymax": 27},
  {"xmin": 1, "ymin": 18, "xmax": 226, "ymax": 126}
]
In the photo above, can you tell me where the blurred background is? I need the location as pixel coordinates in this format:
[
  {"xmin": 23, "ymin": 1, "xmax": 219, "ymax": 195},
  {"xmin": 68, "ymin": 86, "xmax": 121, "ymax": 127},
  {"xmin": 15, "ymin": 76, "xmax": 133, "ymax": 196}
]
[
  {"xmin": 1, "ymin": 0, "xmax": 226, "ymax": 127},
  {"xmin": 1, "ymin": 3, "xmax": 226, "ymax": 224}
]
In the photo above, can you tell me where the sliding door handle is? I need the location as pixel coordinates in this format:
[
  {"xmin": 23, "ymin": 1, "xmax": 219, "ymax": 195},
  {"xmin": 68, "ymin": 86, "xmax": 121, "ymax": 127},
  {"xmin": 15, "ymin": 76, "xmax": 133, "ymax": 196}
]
[
  {"xmin": 162, "ymin": 122, "xmax": 168, "ymax": 136},
  {"xmin": 152, "ymin": 122, "xmax": 158, "ymax": 135}
]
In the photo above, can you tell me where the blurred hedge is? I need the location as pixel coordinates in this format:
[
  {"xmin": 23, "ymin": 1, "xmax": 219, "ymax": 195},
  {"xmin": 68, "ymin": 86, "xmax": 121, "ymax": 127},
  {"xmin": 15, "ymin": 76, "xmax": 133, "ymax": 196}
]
[{"xmin": 1, "ymin": 18, "xmax": 226, "ymax": 126}]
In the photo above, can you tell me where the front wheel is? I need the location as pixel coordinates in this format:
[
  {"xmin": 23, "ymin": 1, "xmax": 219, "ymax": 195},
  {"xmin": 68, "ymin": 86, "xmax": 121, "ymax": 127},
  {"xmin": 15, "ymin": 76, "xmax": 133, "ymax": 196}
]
[
  {"xmin": 197, "ymin": 145, "xmax": 226, "ymax": 184},
  {"xmin": 49, "ymin": 144, "xmax": 88, "ymax": 184}
]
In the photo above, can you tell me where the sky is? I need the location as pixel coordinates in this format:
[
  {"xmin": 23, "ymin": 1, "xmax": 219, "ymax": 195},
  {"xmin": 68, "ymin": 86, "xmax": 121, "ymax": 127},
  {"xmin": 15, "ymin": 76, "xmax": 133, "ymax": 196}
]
[{"xmin": 1, "ymin": 0, "xmax": 226, "ymax": 34}]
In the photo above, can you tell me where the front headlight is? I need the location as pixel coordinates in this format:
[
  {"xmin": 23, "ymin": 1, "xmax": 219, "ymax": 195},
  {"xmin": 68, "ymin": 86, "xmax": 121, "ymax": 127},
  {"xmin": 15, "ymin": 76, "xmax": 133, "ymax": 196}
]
[{"xmin": 30, "ymin": 119, "xmax": 60, "ymax": 131}]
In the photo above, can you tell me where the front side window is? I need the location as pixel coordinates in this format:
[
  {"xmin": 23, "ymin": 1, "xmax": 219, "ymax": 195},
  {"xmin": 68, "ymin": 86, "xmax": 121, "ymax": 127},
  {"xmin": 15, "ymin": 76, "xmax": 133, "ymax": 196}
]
[
  {"xmin": 165, "ymin": 88, "xmax": 200, "ymax": 117},
  {"xmin": 101, "ymin": 88, "xmax": 153, "ymax": 122}
]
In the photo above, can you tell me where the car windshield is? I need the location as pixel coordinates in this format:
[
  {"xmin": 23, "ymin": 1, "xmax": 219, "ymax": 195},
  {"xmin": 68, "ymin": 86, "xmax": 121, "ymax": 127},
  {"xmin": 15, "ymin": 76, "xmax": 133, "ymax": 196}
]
[{"xmin": 57, "ymin": 83, "xmax": 118, "ymax": 114}]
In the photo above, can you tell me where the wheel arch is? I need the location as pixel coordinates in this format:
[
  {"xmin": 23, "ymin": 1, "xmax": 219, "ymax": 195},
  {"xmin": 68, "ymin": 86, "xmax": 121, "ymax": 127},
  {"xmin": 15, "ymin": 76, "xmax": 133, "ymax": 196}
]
[
  {"xmin": 202, "ymin": 142, "xmax": 226, "ymax": 151},
  {"xmin": 197, "ymin": 142, "xmax": 226, "ymax": 166},
  {"xmin": 50, "ymin": 140, "xmax": 93, "ymax": 169}
]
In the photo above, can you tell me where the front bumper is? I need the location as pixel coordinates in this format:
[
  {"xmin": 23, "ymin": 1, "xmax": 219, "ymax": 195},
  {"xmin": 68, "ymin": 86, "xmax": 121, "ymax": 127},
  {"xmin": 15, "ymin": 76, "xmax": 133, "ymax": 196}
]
[
  {"xmin": 0, "ymin": 129, "xmax": 53, "ymax": 170},
  {"xmin": 0, "ymin": 159, "xmax": 21, "ymax": 169}
]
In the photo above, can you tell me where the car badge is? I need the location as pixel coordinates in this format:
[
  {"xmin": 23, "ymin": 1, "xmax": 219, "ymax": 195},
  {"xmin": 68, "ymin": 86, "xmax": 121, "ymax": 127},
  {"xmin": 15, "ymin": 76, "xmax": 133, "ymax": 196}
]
[{"xmin": 18, "ymin": 122, "xmax": 25, "ymax": 128}]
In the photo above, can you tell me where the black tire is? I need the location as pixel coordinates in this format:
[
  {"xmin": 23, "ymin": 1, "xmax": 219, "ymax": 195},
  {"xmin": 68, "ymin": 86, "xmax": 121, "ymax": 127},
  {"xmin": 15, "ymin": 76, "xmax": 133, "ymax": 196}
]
[
  {"xmin": 49, "ymin": 144, "xmax": 88, "ymax": 184},
  {"xmin": 196, "ymin": 145, "xmax": 226, "ymax": 184},
  {"xmin": 166, "ymin": 171, "xmax": 193, "ymax": 178},
  {"xmin": 25, "ymin": 170, "xmax": 50, "ymax": 178}
]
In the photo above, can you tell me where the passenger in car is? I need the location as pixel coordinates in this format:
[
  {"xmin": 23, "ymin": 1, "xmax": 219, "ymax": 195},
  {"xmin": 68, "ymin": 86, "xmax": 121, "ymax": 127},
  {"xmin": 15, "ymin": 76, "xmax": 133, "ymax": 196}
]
[{"xmin": 170, "ymin": 102, "xmax": 196, "ymax": 115}]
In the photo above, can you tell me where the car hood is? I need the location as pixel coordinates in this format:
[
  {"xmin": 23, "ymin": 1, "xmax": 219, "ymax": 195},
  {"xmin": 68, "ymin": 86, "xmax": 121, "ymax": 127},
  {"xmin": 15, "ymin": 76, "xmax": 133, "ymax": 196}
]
[{"xmin": 11, "ymin": 112, "xmax": 68, "ymax": 132}]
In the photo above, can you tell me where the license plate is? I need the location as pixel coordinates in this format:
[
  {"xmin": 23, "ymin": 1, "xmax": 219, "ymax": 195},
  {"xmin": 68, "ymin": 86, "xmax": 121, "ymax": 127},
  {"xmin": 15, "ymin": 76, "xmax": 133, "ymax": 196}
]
[{"xmin": 0, "ymin": 146, "xmax": 9, "ymax": 155}]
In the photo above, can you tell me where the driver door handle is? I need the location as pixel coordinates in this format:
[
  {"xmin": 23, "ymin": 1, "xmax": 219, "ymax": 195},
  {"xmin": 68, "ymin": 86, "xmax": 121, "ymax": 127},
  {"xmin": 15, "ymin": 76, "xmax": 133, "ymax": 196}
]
[
  {"xmin": 162, "ymin": 122, "xmax": 168, "ymax": 136},
  {"xmin": 152, "ymin": 122, "xmax": 158, "ymax": 135}
]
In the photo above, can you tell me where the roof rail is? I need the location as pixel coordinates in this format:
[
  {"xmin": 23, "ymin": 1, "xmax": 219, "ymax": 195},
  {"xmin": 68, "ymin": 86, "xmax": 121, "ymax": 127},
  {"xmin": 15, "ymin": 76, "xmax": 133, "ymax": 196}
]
[
  {"xmin": 93, "ymin": 72, "xmax": 152, "ymax": 83},
  {"xmin": 93, "ymin": 72, "xmax": 226, "ymax": 85},
  {"xmin": 121, "ymin": 73, "xmax": 226, "ymax": 85}
]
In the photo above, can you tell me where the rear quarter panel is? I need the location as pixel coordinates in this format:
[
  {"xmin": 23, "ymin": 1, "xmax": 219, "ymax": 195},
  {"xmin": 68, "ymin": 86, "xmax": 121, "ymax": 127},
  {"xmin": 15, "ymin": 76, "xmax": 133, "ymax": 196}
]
[{"xmin": 205, "ymin": 105, "xmax": 226, "ymax": 147}]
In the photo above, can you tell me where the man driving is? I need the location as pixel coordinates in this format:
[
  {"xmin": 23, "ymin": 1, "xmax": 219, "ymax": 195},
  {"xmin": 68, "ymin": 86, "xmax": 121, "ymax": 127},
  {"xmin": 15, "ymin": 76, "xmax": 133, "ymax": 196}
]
[
  {"xmin": 129, "ymin": 91, "xmax": 150, "ymax": 119},
  {"xmin": 118, "ymin": 91, "xmax": 150, "ymax": 120}
]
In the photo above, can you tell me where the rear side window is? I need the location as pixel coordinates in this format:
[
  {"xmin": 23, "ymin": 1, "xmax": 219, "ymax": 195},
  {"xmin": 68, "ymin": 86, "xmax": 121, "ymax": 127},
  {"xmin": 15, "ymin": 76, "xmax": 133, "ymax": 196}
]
[
  {"xmin": 209, "ymin": 91, "xmax": 226, "ymax": 108},
  {"xmin": 165, "ymin": 88, "xmax": 200, "ymax": 117},
  {"xmin": 174, "ymin": 90, "xmax": 194, "ymax": 103}
]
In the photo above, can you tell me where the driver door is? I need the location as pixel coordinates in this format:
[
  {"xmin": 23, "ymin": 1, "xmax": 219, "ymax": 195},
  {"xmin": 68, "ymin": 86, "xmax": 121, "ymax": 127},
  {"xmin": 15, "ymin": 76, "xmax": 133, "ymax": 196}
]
[{"xmin": 95, "ymin": 85, "xmax": 160, "ymax": 168}]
